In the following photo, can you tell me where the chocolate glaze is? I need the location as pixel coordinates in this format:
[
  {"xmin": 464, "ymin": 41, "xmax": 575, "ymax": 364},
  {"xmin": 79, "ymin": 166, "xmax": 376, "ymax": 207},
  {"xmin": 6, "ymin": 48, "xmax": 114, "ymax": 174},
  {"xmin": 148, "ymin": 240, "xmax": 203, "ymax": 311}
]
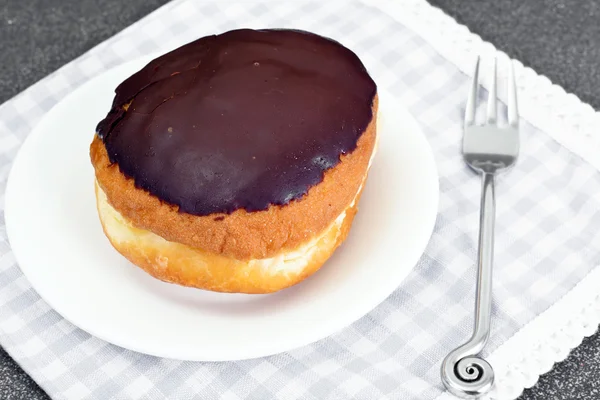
[{"xmin": 97, "ymin": 28, "xmax": 376, "ymax": 215}]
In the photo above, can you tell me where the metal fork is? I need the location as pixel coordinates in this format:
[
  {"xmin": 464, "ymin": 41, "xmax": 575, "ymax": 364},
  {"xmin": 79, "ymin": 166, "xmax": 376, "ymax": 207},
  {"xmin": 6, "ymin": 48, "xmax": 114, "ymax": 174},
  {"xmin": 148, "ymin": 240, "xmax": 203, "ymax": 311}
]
[{"xmin": 441, "ymin": 57, "xmax": 519, "ymax": 399}]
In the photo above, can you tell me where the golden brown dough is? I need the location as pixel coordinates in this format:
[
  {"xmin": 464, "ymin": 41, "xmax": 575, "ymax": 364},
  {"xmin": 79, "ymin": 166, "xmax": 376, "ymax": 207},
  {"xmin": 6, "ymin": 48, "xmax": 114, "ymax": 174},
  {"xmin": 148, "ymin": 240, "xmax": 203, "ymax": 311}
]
[{"xmin": 95, "ymin": 179, "xmax": 365, "ymax": 293}]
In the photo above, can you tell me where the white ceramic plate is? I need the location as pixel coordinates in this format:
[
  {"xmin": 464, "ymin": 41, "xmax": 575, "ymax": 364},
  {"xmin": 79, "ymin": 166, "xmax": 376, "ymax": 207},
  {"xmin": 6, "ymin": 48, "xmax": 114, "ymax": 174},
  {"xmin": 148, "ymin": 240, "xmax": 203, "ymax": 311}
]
[{"xmin": 5, "ymin": 57, "xmax": 439, "ymax": 362}]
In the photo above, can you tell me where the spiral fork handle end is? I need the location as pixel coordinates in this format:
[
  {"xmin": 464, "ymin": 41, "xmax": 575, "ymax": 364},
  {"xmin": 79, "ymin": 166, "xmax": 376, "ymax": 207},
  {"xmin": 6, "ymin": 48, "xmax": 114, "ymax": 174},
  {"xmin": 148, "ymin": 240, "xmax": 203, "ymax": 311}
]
[{"xmin": 441, "ymin": 352, "xmax": 495, "ymax": 399}]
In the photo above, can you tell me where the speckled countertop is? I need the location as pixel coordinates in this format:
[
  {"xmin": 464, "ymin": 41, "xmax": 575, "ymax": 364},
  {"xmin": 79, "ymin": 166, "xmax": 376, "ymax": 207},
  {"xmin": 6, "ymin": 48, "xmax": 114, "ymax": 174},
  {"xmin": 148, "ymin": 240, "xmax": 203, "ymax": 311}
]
[{"xmin": 1, "ymin": 0, "xmax": 599, "ymax": 399}]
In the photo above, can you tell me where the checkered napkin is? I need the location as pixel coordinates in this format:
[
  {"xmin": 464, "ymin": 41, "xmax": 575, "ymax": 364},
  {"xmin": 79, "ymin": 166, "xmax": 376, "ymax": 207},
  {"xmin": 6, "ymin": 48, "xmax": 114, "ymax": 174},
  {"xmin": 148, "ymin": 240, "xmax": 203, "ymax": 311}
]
[{"xmin": 1, "ymin": 1, "xmax": 600, "ymax": 399}]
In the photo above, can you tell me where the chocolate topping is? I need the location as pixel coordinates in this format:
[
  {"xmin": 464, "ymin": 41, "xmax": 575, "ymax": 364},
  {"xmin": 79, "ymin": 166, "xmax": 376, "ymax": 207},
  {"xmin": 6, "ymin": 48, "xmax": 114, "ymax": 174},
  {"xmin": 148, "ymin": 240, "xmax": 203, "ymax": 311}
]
[{"xmin": 96, "ymin": 28, "xmax": 376, "ymax": 216}]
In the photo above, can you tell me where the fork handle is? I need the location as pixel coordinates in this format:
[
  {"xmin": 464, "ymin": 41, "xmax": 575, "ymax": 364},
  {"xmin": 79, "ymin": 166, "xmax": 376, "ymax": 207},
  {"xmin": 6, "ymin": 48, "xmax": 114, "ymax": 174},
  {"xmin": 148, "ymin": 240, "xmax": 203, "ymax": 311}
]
[
  {"xmin": 441, "ymin": 172, "xmax": 495, "ymax": 398},
  {"xmin": 474, "ymin": 172, "xmax": 495, "ymax": 346}
]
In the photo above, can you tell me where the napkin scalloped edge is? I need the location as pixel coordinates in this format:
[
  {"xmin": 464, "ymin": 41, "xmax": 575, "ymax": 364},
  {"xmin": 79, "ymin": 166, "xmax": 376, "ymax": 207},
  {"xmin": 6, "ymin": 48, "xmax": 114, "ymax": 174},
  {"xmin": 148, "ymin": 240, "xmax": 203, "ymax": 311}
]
[{"xmin": 371, "ymin": 1, "xmax": 600, "ymax": 399}]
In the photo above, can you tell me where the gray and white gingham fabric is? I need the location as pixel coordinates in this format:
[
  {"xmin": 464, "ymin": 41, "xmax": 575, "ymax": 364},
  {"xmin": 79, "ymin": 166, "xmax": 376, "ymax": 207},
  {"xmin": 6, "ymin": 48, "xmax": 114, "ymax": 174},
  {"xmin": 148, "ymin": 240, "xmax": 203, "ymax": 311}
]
[{"xmin": 1, "ymin": 1, "xmax": 600, "ymax": 399}]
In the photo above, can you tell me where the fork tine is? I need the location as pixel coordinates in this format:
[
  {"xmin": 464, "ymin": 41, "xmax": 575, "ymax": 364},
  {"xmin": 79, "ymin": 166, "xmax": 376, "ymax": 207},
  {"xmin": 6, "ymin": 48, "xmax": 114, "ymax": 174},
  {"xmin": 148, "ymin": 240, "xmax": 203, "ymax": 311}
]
[
  {"xmin": 464, "ymin": 56, "xmax": 480, "ymax": 127},
  {"xmin": 507, "ymin": 61, "xmax": 519, "ymax": 127},
  {"xmin": 486, "ymin": 58, "xmax": 497, "ymax": 124}
]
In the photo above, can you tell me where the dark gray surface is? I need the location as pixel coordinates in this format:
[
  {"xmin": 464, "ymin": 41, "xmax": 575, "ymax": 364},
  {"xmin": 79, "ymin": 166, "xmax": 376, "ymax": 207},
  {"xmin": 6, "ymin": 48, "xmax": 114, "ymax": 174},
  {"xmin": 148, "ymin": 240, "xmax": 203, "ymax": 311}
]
[
  {"xmin": 0, "ymin": 0, "xmax": 599, "ymax": 399},
  {"xmin": 429, "ymin": 0, "xmax": 600, "ymax": 110},
  {"xmin": 0, "ymin": 0, "xmax": 169, "ymax": 104}
]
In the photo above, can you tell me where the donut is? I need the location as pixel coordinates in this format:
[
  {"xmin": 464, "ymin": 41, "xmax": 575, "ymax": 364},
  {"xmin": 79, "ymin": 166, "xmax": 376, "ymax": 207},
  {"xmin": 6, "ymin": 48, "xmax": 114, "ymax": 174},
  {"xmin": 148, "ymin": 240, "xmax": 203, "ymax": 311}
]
[{"xmin": 90, "ymin": 28, "xmax": 378, "ymax": 294}]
